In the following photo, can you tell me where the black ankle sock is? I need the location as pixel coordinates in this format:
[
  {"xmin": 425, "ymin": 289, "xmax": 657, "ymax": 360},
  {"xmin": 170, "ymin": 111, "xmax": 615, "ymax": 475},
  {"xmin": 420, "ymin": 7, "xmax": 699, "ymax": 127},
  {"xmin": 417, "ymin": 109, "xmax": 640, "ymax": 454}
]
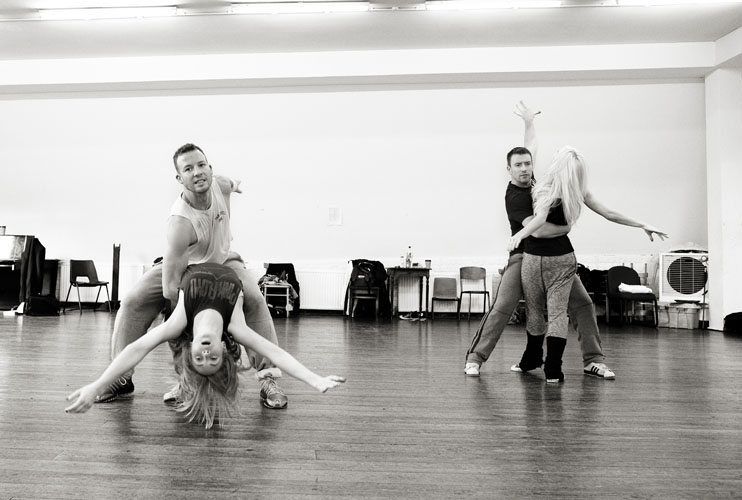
[
  {"xmin": 544, "ymin": 336, "xmax": 567, "ymax": 381},
  {"xmin": 518, "ymin": 332, "xmax": 545, "ymax": 372}
]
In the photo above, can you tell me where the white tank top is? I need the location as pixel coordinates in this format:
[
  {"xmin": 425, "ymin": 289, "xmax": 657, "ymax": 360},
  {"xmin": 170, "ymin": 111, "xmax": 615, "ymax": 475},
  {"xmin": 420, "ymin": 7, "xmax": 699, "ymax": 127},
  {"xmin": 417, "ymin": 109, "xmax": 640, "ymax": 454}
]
[{"xmin": 169, "ymin": 181, "xmax": 233, "ymax": 265}]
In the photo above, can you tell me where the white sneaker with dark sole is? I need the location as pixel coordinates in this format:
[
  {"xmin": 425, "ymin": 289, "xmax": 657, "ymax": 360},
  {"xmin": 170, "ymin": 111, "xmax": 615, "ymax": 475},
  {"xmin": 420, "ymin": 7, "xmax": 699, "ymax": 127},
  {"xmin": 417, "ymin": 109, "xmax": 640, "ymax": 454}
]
[
  {"xmin": 584, "ymin": 362, "xmax": 616, "ymax": 380},
  {"xmin": 163, "ymin": 385, "xmax": 180, "ymax": 404},
  {"xmin": 464, "ymin": 363, "xmax": 480, "ymax": 377}
]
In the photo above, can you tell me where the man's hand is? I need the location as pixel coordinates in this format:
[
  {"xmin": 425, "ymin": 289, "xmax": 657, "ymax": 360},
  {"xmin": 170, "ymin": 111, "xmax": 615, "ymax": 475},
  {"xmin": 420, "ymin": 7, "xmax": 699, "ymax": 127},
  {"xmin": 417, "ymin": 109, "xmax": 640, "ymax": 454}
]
[
  {"xmin": 232, "ymin": 179, "xmax": 242, "ymax": 194},
  {"xmin": 65, "ymin": 385, "xmax": 97, "ymax": 413},
  {"xmin": 641, "ymin": 224, "xmax": 669, "ymax": 242},
  {"xmin": 514, "ymin": 100, "xmax": 541, "ymax": 123}
]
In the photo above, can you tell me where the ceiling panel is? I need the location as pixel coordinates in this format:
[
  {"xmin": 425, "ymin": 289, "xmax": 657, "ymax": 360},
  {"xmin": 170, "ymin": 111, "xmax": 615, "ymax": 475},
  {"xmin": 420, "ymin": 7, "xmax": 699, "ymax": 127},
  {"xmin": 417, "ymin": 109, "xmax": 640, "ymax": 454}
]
[{"xmin": 0, "ymin": 2, "xmax": 741, "ymax": 60}]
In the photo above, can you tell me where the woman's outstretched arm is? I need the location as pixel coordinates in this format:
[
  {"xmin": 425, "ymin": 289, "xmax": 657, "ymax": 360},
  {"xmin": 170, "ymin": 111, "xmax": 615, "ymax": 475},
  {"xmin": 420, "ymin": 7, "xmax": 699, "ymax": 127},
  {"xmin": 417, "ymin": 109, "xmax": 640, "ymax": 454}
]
[
  {"xmin": 65, "ymin": 292, "xmax": 188, "ymax": 413},
  {"xmin": 584, "ymin": 191, "xmax": 668, "ymax": 241},
  {"xmin": 227, "ymin": 296, "xmax": 345, "ymax": 393}
]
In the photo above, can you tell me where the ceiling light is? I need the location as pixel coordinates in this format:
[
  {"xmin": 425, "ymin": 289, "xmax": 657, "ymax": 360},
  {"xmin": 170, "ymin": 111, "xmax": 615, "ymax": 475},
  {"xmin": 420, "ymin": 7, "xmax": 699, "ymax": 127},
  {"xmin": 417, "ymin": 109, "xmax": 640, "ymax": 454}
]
[
  {"xmin": 38, "ymin": 6, "xmax": 177, "ymax": 20},
  {"xmin": 230, "ymin": 2, "xmax": 370, "ymax": 14},
  {"xmin": 426, "ymin": 0, "xmax": 562, "ymax": 10},
  {"xmin": 618, "ymin": 0, "xmax": 742, "ymax": 4}
]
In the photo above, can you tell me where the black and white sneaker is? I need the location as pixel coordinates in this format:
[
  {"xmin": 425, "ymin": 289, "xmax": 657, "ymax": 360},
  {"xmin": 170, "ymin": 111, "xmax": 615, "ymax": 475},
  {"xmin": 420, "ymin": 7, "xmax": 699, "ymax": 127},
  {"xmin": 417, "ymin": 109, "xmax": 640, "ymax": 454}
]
[
  {"xmin": 584, "ymin": 362, "xmax": 616, "ymax": 380},
  {"xmin": 95, "ymin": 376, "xmax": 134, "ymax": 403}
]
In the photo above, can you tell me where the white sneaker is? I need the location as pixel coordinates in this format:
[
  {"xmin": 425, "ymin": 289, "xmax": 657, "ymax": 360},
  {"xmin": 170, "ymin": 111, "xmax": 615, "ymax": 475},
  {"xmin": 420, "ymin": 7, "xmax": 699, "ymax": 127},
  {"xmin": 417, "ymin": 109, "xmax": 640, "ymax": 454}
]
[
  {"xmin": 464, "ymin": 362, "xmax": 480, "ymax": 377},
  {"xmin": 510, "ymin": 364, "xmax": 524, "ymax": 373},
  {"xmin": 584, "ymin": 362, "xmax": 616, "ymax": 380},
  {"xmin": 163, "ymin": 385, "xmax": 180, "ymax": 403}
]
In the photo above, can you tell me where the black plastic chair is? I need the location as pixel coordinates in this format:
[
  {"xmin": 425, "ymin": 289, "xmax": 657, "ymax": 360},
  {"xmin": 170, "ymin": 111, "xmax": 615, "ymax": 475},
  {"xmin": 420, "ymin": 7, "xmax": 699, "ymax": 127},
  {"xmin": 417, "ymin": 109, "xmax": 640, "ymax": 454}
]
[
  {"xmin": 606, "ymin": 266, "xmax": 657, "ymax": 326},
  {"xmin": 458, "ymin": 266, "xmax": 490, "ymax": 320},
  {"xmin": 343, "ymin": 259, "xmax": 391, "ymax": 318},
  {"xmin": 63, "ymin": 260, "xmax": 111, "ymax": 314},
  {"xmin": 430, "ymin": 277, "xmax": 460, "ymax": 319}
]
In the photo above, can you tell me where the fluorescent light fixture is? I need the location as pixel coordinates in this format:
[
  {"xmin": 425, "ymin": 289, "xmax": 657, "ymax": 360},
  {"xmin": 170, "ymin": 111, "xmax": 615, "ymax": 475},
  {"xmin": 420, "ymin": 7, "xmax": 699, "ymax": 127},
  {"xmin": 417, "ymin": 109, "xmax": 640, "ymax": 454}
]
[
  {"xmin": 618, "ymin": 0, "xmax": 742, "ymax": 4},
  {"xmin": 38, "ymin": 6, "xmax": 177, "ymax": 20},
  {"xmin": 426, "ymin": 0, "xmax": 562, "ymax": 10},
  {"xmin": 230, "ymin": 2, "xmax": 370, "ymax": 14}
]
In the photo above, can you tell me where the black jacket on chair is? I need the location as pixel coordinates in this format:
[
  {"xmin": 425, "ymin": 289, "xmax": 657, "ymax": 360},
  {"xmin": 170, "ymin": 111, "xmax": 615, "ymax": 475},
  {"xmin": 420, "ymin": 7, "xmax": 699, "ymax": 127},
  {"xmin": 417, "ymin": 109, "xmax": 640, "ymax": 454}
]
[{"xmin": 264, "ymin": 263, "xmax": 300, "ymax": 312}]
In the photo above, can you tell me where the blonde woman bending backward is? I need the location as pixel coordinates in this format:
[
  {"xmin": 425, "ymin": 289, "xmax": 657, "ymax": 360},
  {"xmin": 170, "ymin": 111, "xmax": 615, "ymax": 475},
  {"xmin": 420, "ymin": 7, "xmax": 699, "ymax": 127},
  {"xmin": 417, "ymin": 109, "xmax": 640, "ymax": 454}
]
[{"xmin": 66, "ymin": 263, "xmax": 345, "ymax": 428}]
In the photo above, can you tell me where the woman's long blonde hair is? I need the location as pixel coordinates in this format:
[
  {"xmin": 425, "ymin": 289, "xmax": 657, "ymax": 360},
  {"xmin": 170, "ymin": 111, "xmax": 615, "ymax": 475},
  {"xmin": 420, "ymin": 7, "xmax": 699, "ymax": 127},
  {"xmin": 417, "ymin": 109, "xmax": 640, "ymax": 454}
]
[
  {"xmin": 170, "ymin": 338, "xmax": 242, "ymax": 429},
  {"xmin": 531, "ymin": 145, "xmax": 588, "ymax": 226}
]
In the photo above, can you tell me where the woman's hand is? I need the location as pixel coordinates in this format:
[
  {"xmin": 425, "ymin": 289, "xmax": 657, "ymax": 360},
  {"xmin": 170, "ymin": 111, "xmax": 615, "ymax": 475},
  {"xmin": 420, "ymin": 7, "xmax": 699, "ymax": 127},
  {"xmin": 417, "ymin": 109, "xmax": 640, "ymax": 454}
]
[
  {"xmin": 641, "ymin": 224, "xmax": 669, "ymax": 242},
  {"xmin": 65, "ymin": 385, "xmax": 98, "ymax": 414},
  {"xmin": 313, "ymin": 375, "xmax": 346, "ymax": 393},
  {"xmin": 507, "ymin": 235, "xmax": 523, "ymax": 253}
]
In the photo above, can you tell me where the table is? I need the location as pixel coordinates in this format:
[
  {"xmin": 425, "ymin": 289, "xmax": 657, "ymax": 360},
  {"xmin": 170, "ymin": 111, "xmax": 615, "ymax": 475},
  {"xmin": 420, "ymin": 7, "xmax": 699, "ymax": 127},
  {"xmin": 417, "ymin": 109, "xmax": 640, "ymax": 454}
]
[
  {"xmin": 387, "ymin": 266, "xmax": 430, "ymax": 318},
  {"xmin": 261, "ymin": 283, "xmax": 292, "ymax": 317}
]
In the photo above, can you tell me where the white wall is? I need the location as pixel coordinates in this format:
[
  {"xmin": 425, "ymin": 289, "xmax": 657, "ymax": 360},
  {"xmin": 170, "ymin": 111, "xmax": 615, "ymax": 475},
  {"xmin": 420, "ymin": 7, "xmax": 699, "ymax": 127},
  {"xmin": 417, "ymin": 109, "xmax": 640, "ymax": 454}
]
[
  {"xmin": 706, "ymin": 68, "xmax": 742, "ymax": 330},
  {"xmin": 0, "ymin": 81, "xmax": 707, "ymax": 301}
]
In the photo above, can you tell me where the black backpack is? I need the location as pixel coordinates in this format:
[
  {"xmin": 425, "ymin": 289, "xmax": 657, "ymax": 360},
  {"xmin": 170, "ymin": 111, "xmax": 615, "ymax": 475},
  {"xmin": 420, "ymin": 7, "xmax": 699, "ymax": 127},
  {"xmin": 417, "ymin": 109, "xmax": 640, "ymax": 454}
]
[
  {"xmin": 350, "ymin": 260, "xmax": 379, "ymax": 290},
  {"xmin": 24, "ymin": 294, "xmax": 60, "ymax": 316},
  {"xmin": 344, "ymin": 259, "xmax": 391, "ymax": 318},
  {"xmin": 724, "ymin": 312, "xmax": 742, "ymax": 335}
]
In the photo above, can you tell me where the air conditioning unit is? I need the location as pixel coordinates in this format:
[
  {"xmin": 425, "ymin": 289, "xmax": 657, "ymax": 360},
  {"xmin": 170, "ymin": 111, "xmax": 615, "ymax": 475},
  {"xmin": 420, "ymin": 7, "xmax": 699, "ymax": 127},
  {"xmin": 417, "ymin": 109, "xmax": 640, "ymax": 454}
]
[{"xmin": 659, "ymin": 252, "xmax": 708, "ymax": 303}]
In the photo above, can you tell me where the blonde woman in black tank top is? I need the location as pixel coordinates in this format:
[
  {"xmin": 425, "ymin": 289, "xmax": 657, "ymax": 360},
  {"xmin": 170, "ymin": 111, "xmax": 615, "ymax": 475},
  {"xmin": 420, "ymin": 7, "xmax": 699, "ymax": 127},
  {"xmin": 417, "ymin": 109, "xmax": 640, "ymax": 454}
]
[{"xmin": 66, "ymin": 263, "xmax": 345, "ymax": 428}]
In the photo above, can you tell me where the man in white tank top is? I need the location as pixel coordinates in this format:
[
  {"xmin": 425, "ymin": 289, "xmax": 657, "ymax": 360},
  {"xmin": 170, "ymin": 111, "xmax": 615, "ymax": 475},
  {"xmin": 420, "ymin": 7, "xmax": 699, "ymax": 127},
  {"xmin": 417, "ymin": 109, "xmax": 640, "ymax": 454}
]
[{"xmin": 100, "ymin": 144, "xmax": 288, "ymax": 410}]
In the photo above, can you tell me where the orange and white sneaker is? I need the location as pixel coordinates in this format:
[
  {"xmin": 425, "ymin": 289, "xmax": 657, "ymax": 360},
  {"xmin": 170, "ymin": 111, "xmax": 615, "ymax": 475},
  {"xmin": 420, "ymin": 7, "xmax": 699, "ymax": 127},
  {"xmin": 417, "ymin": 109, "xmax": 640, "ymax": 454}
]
[{"xmin": 260, "ymin": 376, "xmax": 288, "ymax": 409}]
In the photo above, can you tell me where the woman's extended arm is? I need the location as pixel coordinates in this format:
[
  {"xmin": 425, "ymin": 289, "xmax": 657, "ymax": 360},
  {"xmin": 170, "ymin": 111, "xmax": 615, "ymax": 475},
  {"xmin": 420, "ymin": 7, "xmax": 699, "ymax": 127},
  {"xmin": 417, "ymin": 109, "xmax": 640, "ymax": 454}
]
[
  {"xmin": 227, "ymin": 297, "xmax": 345, "ymax": 393},
  {"xmin": 507, "ymin": 208, "xmax": 548, "ymax": 252},
  {"xmin": 521, "ymin": 215, "xmax": 572, "ymax": 239},
  {"xmin": 584, "ymin": 191, "xmax": 668, "ymax": 242},
  {"xmin": 65, "ymin": 292, "xmax": 188, "ymax": 413}
]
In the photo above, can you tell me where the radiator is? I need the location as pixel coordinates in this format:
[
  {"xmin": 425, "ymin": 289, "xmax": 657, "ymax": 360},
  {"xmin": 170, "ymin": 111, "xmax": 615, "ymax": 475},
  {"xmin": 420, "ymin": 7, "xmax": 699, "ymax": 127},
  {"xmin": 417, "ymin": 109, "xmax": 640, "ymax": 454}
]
[{"xmin": 295, "ymin": 270, "xmax": 349, "ymax": 311}]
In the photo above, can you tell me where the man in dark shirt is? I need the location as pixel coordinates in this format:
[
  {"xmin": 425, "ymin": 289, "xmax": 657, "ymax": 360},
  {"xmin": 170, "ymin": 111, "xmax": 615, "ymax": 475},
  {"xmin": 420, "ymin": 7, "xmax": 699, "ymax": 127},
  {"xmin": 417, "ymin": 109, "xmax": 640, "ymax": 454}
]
[{"xmin": 465, "ymin": 102, "xmax": 667, "ymax": 379}]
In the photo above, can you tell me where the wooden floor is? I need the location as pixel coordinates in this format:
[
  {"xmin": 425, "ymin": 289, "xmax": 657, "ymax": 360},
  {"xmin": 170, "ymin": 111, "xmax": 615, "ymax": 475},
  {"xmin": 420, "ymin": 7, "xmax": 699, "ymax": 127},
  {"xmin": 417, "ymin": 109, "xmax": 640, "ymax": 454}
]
[{"xmin": 1, "ymin": 311, "xmax": 741, "ymax": 499}]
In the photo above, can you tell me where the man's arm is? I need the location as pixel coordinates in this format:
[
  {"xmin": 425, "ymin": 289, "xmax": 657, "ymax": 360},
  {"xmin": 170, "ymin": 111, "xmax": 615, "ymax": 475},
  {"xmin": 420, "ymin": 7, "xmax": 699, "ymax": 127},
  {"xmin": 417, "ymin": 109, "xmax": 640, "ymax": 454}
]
[
  {"xmin": 214, "ymin": 175, "xmax": 242, "ymax": 196},
  {"xmin": 584, "ymin": 191, "xmax": 668, "ymax": 242},
  {"xmin": 213, "ymin": 175, "xmax": 241, "ymax": 215},
  {"xmin": 163, "ymin": 217, "xmax": 195, "ymax": 303},
  {"xmin": 515, "ymin": 100, "xmax": 540, "ymax": 158}
]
